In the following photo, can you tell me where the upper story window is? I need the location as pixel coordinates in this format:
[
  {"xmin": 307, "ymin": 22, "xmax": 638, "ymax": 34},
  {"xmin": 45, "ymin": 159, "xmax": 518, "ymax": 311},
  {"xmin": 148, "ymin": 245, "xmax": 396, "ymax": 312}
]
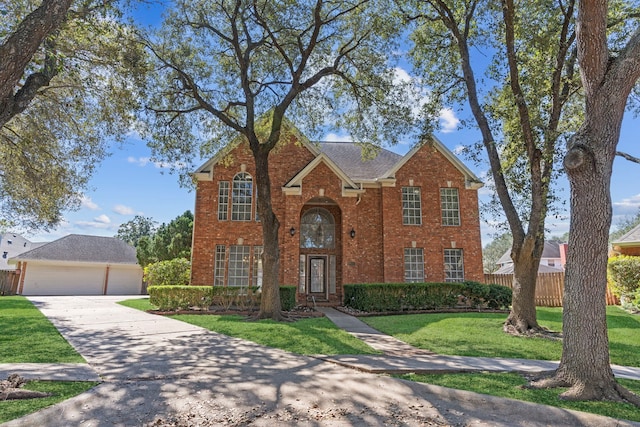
[
  {"xmin": 440, "ymin": 188, "xmax": 460, "ymax": 226},
  {"xmin": 301, "ymin": 208, "xmax": 335, "ymax": 249},
  {"xmin": 232, "ymin": 172, "xmax": 253, "ymax": 221},
  {"xmin": 218, "ymin": 181, "xmax": 230, "ymax": 221},
  {"xmin": 402, "ymin": 187, "xmax": 422, "ymax": 225},
  {"xmin": 444, "ymin": 248, "xmax": 465, "ymax": 282}
]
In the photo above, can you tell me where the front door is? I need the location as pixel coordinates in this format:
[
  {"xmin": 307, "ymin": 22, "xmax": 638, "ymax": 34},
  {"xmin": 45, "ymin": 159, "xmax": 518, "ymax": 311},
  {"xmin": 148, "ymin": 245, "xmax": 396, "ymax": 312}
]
[{"xmin": 309, "ymin": 256, "xmax": 327, "ymax": 297}]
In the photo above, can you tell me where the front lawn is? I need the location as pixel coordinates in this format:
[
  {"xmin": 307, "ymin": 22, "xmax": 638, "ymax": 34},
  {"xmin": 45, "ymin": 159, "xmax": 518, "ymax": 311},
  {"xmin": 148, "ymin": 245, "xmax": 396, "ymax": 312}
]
[
  {"xmin": 362, "ymin": 306, "xmax": 640, "ymax": 367},
  {"xmin": 0, "ymin": 296, "xmax": 84, "ymax": 363},
  {"xmin": 118, "ymin": 298, "xmax": 380, "ymax": 355},
  {"xmin": 399, "ymin": 373, "xmax": 640, "ymax": 423}
]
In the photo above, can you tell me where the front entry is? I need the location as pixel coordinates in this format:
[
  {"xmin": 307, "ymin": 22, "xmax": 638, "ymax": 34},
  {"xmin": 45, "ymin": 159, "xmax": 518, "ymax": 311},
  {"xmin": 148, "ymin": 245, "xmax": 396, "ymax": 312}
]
[
  {"xmin": 298, "ymin": 205, "xmax": 340, "ymax": 304},
  {"xmin": 309, "ymin": 255, "xmax": 327, "ymax": 297}
]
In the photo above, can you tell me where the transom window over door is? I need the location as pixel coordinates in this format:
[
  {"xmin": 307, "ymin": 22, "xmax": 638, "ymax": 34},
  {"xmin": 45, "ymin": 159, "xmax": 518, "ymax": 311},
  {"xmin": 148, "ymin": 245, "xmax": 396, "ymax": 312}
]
[
  {"xmin": 232, "ymin": 172, "xmax": 253, "ymax": 221},
  {"xmin": 300, "ymin": 208, "xmax": 335, "ymax": 249}
]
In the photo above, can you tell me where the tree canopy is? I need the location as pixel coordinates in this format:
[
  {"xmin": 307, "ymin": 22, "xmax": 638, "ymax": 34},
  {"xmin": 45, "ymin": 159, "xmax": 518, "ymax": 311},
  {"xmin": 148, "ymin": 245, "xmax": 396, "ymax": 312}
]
[
  {"xmin": 132, "ymin": 0, "xmax": 415, "ymax": 319},
  {"xmin": 0, "ymin": 0, "xmax": 143, "ymax": 231}
]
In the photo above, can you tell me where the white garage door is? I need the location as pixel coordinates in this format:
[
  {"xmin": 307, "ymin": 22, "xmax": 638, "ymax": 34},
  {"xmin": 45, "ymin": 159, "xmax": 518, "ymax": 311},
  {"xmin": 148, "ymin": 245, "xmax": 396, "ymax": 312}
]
[
  {"xmin": 106, "ymin": 267, "xmax": 143, "ymax": 295},
  {"xmin": 22, "ymin": 264, "xmax": 104, "ymax": 295}
]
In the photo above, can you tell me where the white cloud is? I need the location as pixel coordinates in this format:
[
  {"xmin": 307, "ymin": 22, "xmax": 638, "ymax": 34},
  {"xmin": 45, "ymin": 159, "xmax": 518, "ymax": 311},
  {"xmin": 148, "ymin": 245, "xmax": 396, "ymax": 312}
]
[
  {"xmin": 127, "ymin": 156, "xmax": 186, "ymax": 170},
  {"xmin": 94, "ymin": 214, "xmax": 111, "ymax": 224},
  {"xmin": 113, "ymin": 205, "xmax": 135, "ymax": 215},
  {"xmin": 438, "ymin": 108, "xmax": 460, "ymax": 133},
  {"xmin": 80, "ymin": 196, "xmax": 99, "ymax": 211},
  {"xmin": 613, "ymin": 193, "xmax": 640, "ymax": 216},
  {"xmin": 322, "ymin": 132, "xmax": 353, "ymax": 142}
]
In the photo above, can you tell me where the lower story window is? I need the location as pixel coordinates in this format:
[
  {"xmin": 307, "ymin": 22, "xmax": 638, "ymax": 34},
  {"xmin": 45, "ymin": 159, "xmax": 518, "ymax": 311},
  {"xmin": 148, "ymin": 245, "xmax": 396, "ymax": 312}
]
[
  {"xmin": 214, "ymin": 245, "xmax": 226, "ymax": 286},
  {"xmin": 228, "ymin": 245, "xmax": 250, "ymax": 287},
  {"xmin": 444, "ymin": 249, "xmax": 465, "ymax": 282},
  {"xmin": 252, "ymin": 246, "xmax": 263, "ymax": 288},
  {"xmin": 404, "ymin": 248, "xmax": 425, "ymax": 283}
]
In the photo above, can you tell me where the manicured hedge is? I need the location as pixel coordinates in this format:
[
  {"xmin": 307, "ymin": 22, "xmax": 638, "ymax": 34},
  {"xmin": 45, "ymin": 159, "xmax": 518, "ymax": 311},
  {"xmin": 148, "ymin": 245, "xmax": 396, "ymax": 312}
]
[
  {"xmin": 344, "ymin": 281, "xmax": 512, "ymax": 312},
  {"xmin": 147, "ymin": 285, "xmax": 297, "ymax": 311}
]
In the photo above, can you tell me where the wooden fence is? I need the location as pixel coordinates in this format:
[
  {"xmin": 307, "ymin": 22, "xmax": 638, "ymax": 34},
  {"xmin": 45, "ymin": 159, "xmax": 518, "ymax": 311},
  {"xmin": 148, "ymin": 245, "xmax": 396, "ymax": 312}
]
[
  {"xmin": 484, "ymin": 272, "xmax": 619, "ymax": 307},
  {"xmin": 0, "ymin": 270, "xmax": 19, "ymax": 295}
]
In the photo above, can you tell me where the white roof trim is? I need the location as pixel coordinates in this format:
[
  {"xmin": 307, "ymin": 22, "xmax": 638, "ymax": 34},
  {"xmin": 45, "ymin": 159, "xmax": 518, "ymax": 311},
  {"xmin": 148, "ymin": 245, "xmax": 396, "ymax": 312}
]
[
  {"xmin": 382, "ymin": 136, "xmax": 483, "ymax": 190},
  {"xmin": 282, "ymin": 153, "xmax": 361, "ymax": 194}
]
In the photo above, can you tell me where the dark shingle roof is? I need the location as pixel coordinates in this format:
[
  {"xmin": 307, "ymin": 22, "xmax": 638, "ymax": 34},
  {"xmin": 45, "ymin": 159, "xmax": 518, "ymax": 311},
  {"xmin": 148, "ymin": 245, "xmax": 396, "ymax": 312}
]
[
  {"xmin": 613, "ymin": 223, "xmax": 640, "ymax": 244},
  {"xmin": 11, "ymin": 234, "xmax": 138, "ymax": 264},
  {"xmin": 317, "ymin": 142, "xmax": 401, "ymax": 181},
  {"xmin": 496, "ymin": 240, "xmax": 564, "ymax": 266}
]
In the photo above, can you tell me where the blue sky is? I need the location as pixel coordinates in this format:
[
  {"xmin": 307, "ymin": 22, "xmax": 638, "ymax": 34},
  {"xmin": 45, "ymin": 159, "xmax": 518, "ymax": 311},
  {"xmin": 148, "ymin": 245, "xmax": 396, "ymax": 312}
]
[
  {"xmin": 21, "ymin": 6, "xmax": 640, "ymax": 247},
  {"xmin": 24, "ymin": 106, "xmax": 640, "ymax": 247}
]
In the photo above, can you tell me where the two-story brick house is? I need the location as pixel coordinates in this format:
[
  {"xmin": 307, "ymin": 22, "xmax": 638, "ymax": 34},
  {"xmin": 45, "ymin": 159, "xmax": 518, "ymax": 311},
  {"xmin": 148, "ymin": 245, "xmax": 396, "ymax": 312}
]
[{"xmin": 190, "ymin": 125, "xmax": 485, "ymax": 306}]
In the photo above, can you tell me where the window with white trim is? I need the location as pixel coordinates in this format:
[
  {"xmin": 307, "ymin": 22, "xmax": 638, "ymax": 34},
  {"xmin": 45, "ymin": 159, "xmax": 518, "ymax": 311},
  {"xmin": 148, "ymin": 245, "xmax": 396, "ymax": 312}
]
[
  {"xmin": 402, "ymin": 187, "xmax": 422, "ymax": 225},
  {"xmin": 228, "ymin": 245, "xmax": 250, "ymax": 287},
  {"xmin": 218, "ymin": 181, "xmax": 230, "ymax": 221},
  {"xmin": 440, "ymin": 188, "xmax": 460, "ymax": 226},
  {"xmin": 252, "ymin": 246, "xmax": 263, "ymax": 288},
  {"xmin": 404, "ymin": 248, "xmax": 425, "ymax": 283},
  {"xmin": 214, "ymin": 245, "xmax": 226, "ymax": 286},
  {"xmin": 232, "ymin": 172, "xmax": 253, "ymax": 221},
  {"xmin": 444, "ymin": 249, "xmax": 465, "ymax": 282}
]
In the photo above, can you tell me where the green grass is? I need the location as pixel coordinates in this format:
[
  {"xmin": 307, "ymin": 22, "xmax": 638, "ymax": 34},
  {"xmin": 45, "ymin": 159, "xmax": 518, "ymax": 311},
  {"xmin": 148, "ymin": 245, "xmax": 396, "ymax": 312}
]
[
  {"xmin": 0, "ymin": 296, "xmax": 84, "ymax": 363},
  {"xmin": 363, "ymin": 306, "xmax": 640, "ymax": 366},
  {"xmin": 398, "ymin": 373, "xmax": 640, "ymax": 422},
  {"xmin": 170, "ymin": 314, "xmax": 380, "ymax": 355},
  {"xmin": 118, "ymin": 297, "xmax": 379, "ymax": 355},
  {"xmin": 0, "ymin": 381, "xmax": 99, "ymax": 424}
]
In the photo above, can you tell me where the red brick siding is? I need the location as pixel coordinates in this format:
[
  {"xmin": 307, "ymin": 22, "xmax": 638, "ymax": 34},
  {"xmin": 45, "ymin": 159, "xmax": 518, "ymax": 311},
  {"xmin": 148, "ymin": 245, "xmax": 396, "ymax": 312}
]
[{"xmin": 191, "ymin": 136, "xmax": 485, "ymax": 305}]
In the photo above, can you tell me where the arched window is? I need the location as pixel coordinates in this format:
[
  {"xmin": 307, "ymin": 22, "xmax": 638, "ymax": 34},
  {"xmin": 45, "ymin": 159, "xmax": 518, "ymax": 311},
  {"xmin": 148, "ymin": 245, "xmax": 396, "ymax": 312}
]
[
  {"xmin": 232, "ymin": 172, "xmax": 253, "ymax": 221},
  {"xmin": 300, "ymin": 208, "xmax": 335, "ymax": 249}
]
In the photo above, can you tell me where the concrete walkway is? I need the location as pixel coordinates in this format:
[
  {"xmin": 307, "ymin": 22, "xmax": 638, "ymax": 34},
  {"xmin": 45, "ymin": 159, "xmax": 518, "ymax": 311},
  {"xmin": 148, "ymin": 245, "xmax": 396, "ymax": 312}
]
[
  {"xmin": 2, "ymin": 296, "xmax": 640, "ymax": 427},
  {"xmin": 317, "ymin": 307, "xmax": 640, "ymax": 381}
]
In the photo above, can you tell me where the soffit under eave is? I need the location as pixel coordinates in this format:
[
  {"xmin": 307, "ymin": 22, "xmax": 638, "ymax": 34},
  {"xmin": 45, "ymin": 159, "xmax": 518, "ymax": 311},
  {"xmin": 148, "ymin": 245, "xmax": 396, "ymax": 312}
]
[{"xmin": 380, "ymin": 136, "xmax": 484, "ymax": 190}]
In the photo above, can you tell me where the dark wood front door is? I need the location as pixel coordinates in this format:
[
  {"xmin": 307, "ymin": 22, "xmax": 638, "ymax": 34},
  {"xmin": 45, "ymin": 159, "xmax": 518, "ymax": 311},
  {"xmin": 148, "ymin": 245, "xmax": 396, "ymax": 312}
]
[{"xmin": 308, "ymin": 256, "xmax": 327, "ymax": 297}]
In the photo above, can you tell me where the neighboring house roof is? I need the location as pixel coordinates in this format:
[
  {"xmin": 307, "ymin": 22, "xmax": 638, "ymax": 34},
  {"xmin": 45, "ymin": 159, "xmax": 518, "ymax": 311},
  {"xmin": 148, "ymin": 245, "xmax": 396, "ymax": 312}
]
[
  {"xmin": 612, "ymin": 223, "xmax": 640, "ymax": 247},
  {"xmin": 9, "ymin": 234, "xmax": 138, "ymax": 265},
  {"xmin": 496, "ymin": 240, "xmax": 564, "ymax": 266},
  {"xmin": 493, "ymin": 263, "xmax": 565, "ymax": 275}
]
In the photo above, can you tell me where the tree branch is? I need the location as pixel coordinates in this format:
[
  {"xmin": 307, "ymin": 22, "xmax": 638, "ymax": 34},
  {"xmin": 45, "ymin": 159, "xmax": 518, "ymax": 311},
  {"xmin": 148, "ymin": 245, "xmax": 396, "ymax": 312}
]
[{"xmin": 616, "ymin": 151, "xmax": 640, "ymax": 164}]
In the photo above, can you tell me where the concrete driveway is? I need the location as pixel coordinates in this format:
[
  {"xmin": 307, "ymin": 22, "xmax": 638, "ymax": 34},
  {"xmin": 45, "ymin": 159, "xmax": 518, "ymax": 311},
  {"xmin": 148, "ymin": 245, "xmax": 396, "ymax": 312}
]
[{"xmin": 3, "ymin": 296, "xmax": 639, "ymax": 427}]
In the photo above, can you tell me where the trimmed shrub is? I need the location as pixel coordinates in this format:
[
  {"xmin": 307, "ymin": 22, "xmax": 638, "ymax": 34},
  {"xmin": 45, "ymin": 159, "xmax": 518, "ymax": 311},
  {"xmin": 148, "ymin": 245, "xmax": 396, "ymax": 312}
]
[
  {"xmin": 608, "ymin": 255, "xmax": 640, "ymax": 308},
  {"xmin": 144, "ymin": 258, "xmax": 191, "ymax": 287},
  {"xmin": 148, "ymin": 285, "xmax": 213, "ymax": 311},
  {"xmin": 344, "ymin": 283, "xmax": 464, "ymax": 312},
  {"xmin": 344, "ymin": 281, "xmax": 512, "ymax": 312},
  {"xmin": 279, "ymin": 286, "xmax": 297, "ymax": 311}
]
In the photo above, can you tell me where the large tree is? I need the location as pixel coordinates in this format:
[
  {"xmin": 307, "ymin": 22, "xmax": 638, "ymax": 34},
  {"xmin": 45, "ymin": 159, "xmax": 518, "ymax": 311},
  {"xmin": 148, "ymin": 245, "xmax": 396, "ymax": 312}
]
[
  {"xmin": 407, "ymin": 0, "xmax": 582, "ymax": 334},
  {"xmin": 135, "ymin": 0, "xmax": 412, "ymax": 319},
  {"xmin": 1, "ymin": 0, "xmax": 142, "ymax": 230},
  {"xmin": 532, "ymin": 0, "xmax": 640, "ymax": 403}
]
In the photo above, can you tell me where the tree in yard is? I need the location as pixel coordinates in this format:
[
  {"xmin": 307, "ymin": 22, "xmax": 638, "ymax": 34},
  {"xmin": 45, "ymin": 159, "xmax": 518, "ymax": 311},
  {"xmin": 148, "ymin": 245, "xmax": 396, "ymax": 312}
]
[
  {"xmin": 134, "ymin": 0, "xmax": 413, "ymax": 319},
  {"xmin": 530, "ymin": 0, "xmax": 640, "ymax": 403},
  {"xmin": 1, "ymin": 0, "xmax": 143, "ymax": 230},
  {"xmin": 115, "ymin": 215, "xmax": 158, "ymax": 247},
  {"xmin": 405, "ymin": 0, "xmax": 584, "ymax": 334}
]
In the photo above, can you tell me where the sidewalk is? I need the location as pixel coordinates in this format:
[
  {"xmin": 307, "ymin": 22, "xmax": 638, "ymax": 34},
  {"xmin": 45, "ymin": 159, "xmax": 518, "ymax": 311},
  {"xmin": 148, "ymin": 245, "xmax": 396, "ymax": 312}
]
[{"xmin": 316, "ymin": 307, "xmax": 640, "ymax": 380}]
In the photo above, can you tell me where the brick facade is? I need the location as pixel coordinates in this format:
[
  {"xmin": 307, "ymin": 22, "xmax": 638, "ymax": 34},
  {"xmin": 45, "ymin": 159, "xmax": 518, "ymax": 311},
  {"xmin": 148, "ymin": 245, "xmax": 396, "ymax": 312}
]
[{"xmin": 191, "ymin": 132, "xmax": 484, "ymax": 306}]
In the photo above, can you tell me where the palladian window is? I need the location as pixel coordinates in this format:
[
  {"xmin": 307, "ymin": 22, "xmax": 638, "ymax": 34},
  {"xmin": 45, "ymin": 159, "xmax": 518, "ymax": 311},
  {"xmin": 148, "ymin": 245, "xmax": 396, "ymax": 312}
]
[{"xmin": 300, "ymin": 208, "xmax": 335, "ymax": 249}]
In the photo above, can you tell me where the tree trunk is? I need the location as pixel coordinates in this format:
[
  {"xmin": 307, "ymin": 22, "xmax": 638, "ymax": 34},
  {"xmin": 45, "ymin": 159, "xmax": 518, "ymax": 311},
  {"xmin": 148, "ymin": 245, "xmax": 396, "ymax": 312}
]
[
  {"xmin": 533, "ymin": 92, "xmax": 637, "ymax": 402},
  {"xmin": 253, "ymin": 147, "xmax": 283, "ymax": 320},
  {"xmin": 504, "ymin": 236, "xmax": 542, "ymax": 334}
]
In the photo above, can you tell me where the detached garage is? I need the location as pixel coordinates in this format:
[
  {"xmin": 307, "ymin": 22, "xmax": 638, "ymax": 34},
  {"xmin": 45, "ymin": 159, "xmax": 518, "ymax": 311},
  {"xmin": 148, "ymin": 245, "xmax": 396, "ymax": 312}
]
[{"xmin": 9, "ymin": 234, "xmax": 143, "ymax": 296}]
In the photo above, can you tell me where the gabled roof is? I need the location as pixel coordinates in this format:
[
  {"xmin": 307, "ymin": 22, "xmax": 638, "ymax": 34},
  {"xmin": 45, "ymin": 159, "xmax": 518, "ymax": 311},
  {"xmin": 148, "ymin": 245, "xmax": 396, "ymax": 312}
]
[
  {"xmin": 493, "ymin": 263, "xmax": 564, "ymax": 274},
  {"xmin": 496, "ymin": 240, "xmax": 565, "ymax": 266},
  {"xmin": 318, "ymin": 142, "xmax": 401, "ymax": 181},
  {"xmin": 9, "ymin": 234, "xmax": 138, "ymax": 265},
  {"xmin": 384, "ymin": 136, "xmax": 483, "ymax": 189},
  {"xmin": 613, "ymin": 223, "xmax": 640, "ymax": 246},
  {"xmin": 282, "ymin": 152, "xmax": 364, "ymax": 197}
]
